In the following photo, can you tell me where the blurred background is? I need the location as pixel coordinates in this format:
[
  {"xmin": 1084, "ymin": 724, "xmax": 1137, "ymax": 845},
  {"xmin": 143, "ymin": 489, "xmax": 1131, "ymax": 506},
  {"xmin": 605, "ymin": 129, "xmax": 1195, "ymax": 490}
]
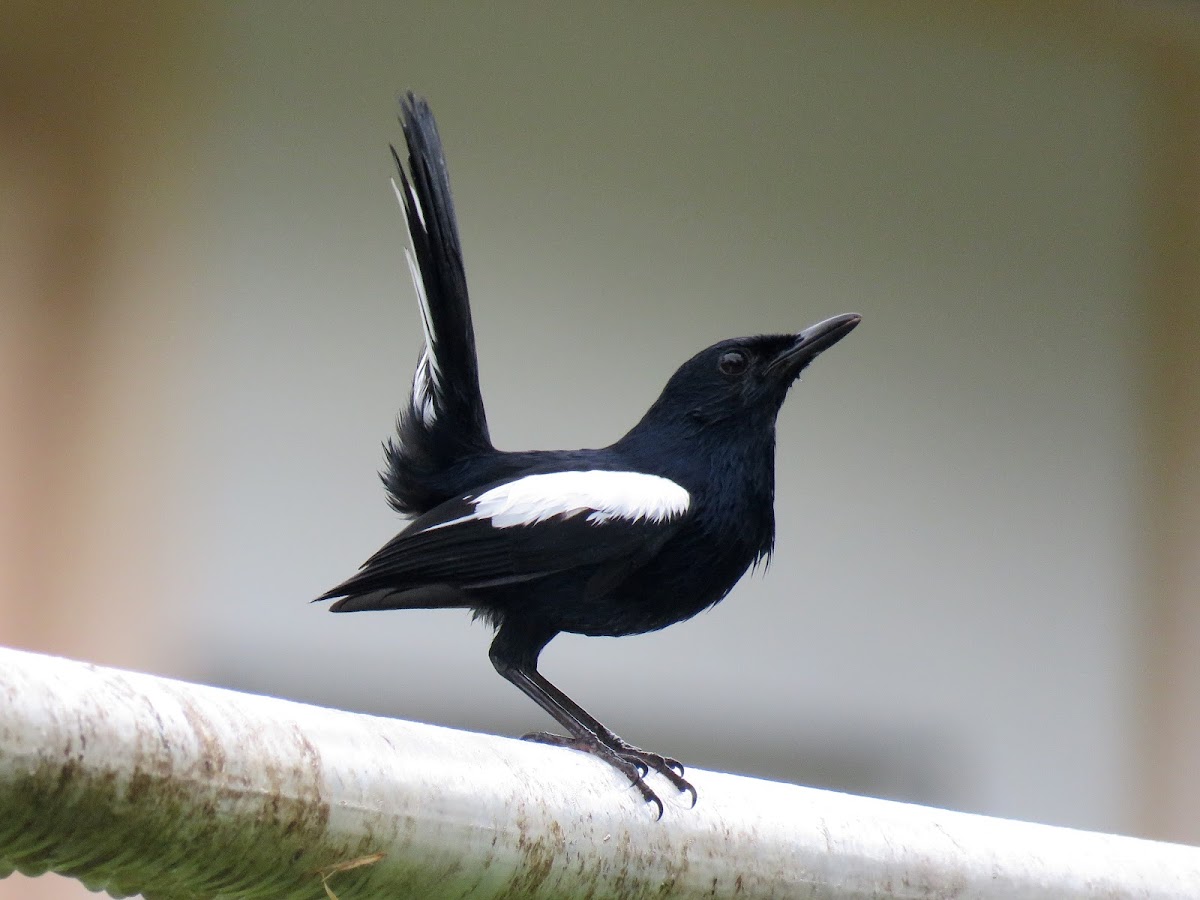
[{"xmin": 2, "ymin": 1, "xmax": 1198, "ymax": 896}]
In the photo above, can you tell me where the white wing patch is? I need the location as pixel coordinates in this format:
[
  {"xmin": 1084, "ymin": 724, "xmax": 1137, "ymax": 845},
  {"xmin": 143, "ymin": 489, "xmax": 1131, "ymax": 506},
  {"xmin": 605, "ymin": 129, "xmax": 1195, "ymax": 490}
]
[
  {"xmin": 393, "ymin": 176, "xmax": 441, "ymax": 426},
  {"xmin": 427, "ymin": 471, "xmax": 691, "ymax": 531}
]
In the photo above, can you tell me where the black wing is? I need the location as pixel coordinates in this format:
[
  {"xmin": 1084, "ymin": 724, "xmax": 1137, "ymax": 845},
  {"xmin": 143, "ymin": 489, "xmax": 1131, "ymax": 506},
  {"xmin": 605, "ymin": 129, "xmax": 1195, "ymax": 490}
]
[
  {"xmin": 318, "ymin": 490, "xmax": 687, "ymax": 613},
  {"xmin": 383, "ymin": 93, "xmax": 492, "ymax": 516}
]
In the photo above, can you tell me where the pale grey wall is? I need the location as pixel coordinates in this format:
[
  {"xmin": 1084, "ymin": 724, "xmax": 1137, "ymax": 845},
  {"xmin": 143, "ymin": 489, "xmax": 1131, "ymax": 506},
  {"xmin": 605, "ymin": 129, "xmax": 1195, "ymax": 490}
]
[{"xmin": 168, "ymin": 2, "xmax": 1146, "ymax": 832}]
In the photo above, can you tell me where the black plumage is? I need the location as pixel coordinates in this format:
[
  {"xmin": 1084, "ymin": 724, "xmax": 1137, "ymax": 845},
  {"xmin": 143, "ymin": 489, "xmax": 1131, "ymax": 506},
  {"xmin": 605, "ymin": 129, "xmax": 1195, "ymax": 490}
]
[{"xmin": 319, "ymin": 93, "xmax": 860, "ymax": 816}]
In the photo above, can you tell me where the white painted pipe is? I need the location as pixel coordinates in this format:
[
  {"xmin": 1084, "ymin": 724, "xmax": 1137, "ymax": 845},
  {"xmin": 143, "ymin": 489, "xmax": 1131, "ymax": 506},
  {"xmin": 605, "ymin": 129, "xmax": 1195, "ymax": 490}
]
[{"xmin": 0, "ymin": 645, "xmax": 1197, "ymax": 898}]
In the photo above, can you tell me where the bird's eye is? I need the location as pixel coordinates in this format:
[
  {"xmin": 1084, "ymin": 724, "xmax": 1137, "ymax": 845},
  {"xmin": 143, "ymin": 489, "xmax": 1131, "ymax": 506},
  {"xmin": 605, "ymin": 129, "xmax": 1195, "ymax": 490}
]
[{"xmin": 717, "ymin": 350, "xmax": 749, "ymax": 376}]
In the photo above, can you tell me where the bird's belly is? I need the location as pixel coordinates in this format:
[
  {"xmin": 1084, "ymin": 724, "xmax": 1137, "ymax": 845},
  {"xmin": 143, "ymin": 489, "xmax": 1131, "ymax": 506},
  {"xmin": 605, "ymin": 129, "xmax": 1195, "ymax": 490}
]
[{"xmin": 495, "ymin": 535, "xmax": 757, "ymax": 638}]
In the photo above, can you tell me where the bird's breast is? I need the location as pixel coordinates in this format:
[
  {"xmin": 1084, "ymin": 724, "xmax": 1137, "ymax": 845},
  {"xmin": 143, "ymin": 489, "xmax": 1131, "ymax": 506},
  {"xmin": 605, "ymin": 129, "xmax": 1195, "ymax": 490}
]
[{"xmin": 555, "ymin": 515, "xmax": 763, "ymax": 638}]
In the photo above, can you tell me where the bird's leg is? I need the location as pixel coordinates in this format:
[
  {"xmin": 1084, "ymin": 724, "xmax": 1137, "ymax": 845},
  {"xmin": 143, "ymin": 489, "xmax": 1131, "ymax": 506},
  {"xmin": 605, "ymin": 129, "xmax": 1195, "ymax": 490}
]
[
  {"xmin": 489, "ymin": 628, "xmax": 696, "ymax": 815},
  {"xmin": 515, "ymin": 666, "xmax": 697, "ymax": 806},
  {"xmin": 500, "ymin": 665, "xmax": 668, "ymax": 816}
]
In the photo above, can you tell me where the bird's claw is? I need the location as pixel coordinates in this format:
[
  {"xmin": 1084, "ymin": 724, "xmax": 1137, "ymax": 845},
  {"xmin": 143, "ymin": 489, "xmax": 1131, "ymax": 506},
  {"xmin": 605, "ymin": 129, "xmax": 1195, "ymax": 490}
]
[
  {"xmin": 521, "ymin": 730, "xmax": 578, "ymax": 747},
  {"xmin": 521, "ymin": 730, "xmax": 697, "ymax": 814},
  {"xmin": 615, "ymin": 746, "xmax": 698, "ymax": 809}
]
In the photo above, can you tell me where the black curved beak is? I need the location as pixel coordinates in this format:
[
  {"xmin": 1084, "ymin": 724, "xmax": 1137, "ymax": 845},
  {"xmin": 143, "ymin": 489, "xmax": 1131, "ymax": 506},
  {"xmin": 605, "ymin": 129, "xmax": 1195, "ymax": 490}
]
[{"xmin": 766, "ymin": 313, "xmax": 862, "ymax": 380}]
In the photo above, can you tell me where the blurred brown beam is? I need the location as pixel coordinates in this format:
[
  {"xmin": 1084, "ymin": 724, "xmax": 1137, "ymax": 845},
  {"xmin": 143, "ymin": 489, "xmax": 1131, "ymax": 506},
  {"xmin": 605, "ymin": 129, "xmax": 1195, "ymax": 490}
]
[{"xmin": 1136, "ymin": 6, "xmax": 1200, "ymax": 848}]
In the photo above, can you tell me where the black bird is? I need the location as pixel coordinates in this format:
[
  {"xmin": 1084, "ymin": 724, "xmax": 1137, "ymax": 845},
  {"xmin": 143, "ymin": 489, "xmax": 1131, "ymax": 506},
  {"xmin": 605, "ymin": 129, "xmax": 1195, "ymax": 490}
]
[{"xmin": 319, "ymin": 93, "xmax": 860, "ymax": 816}]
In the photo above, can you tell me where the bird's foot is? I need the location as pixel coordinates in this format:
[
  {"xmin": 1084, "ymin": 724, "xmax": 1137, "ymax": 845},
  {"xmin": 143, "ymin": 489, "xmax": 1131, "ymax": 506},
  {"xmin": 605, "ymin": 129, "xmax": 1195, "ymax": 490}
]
[
  {"xmin": 603, "ymin": 735, "xmax": 697, "ymax": 808},
  {"xmin": 522, "ymin": 730, "xmax": 697, "ymax": 816}
]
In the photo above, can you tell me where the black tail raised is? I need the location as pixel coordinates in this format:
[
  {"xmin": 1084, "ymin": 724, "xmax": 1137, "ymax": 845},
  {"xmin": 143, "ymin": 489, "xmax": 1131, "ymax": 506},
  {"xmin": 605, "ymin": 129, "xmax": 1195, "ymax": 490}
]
[{"xmin": 383, "ymin": 93, "xmax": 493, "ymax": 515}]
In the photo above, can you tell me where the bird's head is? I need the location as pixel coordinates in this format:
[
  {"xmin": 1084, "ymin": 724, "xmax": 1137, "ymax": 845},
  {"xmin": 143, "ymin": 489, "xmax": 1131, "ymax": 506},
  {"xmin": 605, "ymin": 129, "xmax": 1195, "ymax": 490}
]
[{"xmin": 635, "ymin": 313, "xmax": 861, "ymax": 433}]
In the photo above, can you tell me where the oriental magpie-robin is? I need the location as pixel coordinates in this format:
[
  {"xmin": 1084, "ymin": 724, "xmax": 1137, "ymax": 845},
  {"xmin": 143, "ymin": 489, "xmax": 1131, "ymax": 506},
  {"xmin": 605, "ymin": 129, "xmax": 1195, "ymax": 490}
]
[{"xmin": 318, "ymin": 93, "xmax": 860, "ymax": 816}]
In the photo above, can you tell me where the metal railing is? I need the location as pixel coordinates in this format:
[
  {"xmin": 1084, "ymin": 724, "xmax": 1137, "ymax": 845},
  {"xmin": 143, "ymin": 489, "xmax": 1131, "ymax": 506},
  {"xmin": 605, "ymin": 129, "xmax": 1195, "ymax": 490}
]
[{"xmin": 1, "ymin": 645, "xmax": 1197, "ymax": 899}]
